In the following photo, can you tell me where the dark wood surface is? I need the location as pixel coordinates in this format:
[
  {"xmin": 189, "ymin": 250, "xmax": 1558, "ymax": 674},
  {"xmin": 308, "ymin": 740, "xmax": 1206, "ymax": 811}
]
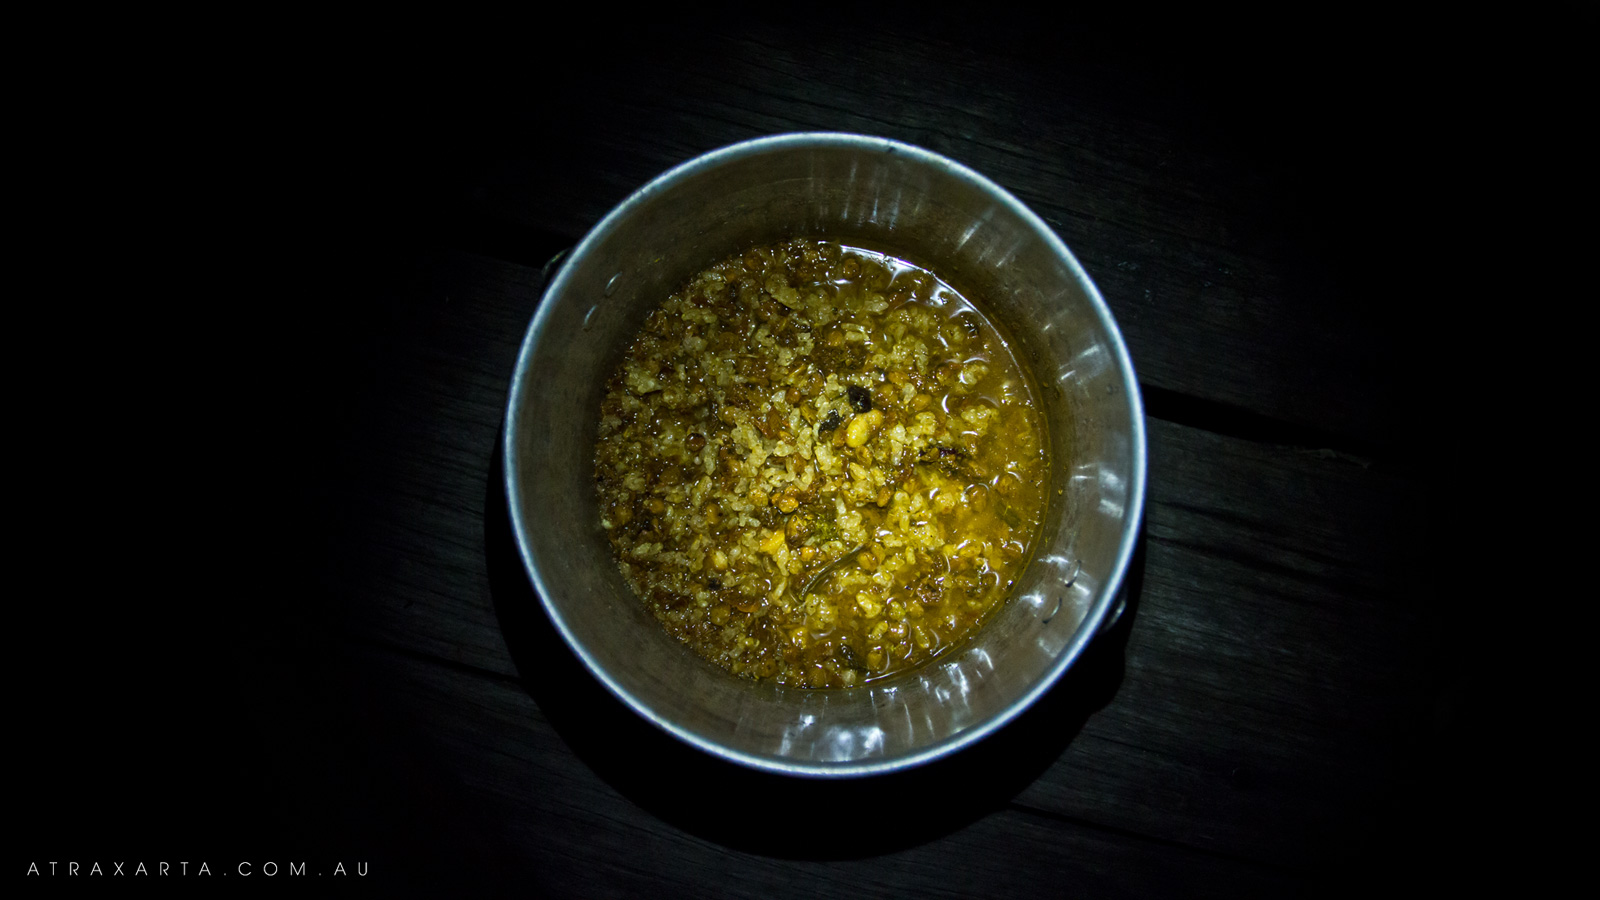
[{"xmin": 26, "ymin": 12, "xmax": 1555, "ymax": 895}]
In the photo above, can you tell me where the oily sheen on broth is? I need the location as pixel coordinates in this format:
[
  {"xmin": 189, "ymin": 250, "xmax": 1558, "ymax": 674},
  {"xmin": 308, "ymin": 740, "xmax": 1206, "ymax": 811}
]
[{"xmin": 594, "ymin": 238, "xmax": 1049, "ymax": 689}]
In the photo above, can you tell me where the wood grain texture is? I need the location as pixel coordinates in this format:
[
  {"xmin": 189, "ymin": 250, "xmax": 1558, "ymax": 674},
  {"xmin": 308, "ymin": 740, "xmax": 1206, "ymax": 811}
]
[
  {"xmin": 366, "ymin": 20, "xmax": 1430, "ymax": 455},
  {"xmin": 237, "ymin": 638, "xmax": 1309, "ymax": 898},
  {"xmin": 21, "ymin": 10, "xmax": 1520, "ymax": 894},
  {"xmin": 239, "ymin": 244, "xmax": 1436, "ymax": 891}
]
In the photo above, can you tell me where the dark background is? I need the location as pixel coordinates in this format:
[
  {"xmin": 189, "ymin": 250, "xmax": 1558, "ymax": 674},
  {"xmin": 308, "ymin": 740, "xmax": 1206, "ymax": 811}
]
[{"xmin": 22, "ymin": 8, "xmax": 1572, "ymax": 894}]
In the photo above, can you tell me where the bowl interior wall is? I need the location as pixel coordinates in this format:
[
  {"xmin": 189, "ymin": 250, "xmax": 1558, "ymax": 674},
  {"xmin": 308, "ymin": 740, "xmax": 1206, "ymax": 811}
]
[{"xmin": 508, "ymin": 137, "xmax": 1139, "ymax": 772}]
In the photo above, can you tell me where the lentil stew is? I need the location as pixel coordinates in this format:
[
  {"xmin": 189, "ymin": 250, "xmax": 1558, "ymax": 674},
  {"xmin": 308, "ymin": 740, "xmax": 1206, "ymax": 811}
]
[{"xmin": 594, "ymin": 238, "xmax": 1049, "ymax": 688}]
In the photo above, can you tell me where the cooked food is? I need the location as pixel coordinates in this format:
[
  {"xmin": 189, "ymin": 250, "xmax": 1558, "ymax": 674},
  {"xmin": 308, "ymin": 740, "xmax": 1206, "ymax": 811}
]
[{"xmin": 594, "ymin": 238, "xmax": 1048, "ymax": 688}]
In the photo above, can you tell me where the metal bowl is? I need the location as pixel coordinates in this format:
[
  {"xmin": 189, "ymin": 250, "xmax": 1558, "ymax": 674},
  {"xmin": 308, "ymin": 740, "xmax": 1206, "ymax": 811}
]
[{"xmin": 504, "ymin": 133, "xmax": 1145, "ymax": 776}]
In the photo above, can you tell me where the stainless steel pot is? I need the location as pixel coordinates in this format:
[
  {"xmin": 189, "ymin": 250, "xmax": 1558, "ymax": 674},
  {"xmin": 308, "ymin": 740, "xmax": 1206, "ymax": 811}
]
[{"xmin": 504, "ymin": 133, "xmax": 1145, "ymax": 776}]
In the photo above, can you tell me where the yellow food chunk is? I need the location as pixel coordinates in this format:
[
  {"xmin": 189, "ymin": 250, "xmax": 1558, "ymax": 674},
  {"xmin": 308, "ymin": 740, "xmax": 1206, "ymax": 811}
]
[
  {"xmin": 845, "ymin": 409, "xmax": 885, "ymax": 448},
  {"xmin": 758, "ymin": 529, "xmax": 787, "ymax": 555}
]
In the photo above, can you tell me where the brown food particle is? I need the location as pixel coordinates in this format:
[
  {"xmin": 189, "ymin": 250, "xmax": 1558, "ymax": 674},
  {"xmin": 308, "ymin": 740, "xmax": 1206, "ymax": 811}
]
[{"xmin": 872, "ymin": 382, "xmax": 896, "ymax": 410}]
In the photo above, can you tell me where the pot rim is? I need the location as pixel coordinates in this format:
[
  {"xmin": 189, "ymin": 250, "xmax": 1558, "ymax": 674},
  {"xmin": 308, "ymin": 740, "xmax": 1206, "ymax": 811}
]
[{"xmin": 504, "ymin": 132, "xmax": 1147, "ymax": 777}]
